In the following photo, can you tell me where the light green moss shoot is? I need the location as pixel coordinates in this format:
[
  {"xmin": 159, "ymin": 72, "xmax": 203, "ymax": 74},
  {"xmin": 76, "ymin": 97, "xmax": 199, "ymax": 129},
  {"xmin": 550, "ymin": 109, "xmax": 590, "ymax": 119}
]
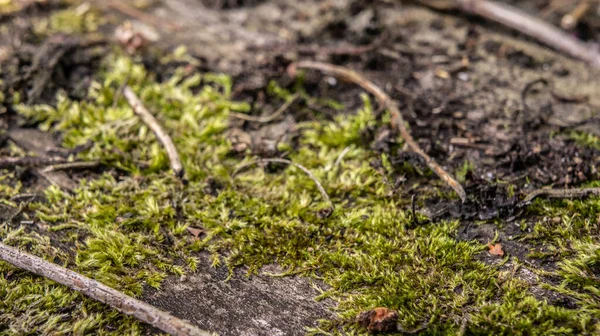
[{"xmin": 1, "ymin": 49, "xmax": 599, "ymax": 335}]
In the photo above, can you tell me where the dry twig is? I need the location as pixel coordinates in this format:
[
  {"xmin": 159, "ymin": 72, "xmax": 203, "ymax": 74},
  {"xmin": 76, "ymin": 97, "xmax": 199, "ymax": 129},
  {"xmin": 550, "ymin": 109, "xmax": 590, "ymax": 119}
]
[
  {"xmin": 561, "ymin": 0, "xmax": 590, "ymax": 30},
  {"xmin": 455, "ymin": 0, "xmax": 600, "ymax": 68},
  {"xmin": 231, "ymin": 94, "xmax": 300, "ymax": 123},
  {"xmin": 293, "ymin": 61, "xmax": 467, "ymax": 202},
  {"xmin": 332, "ymin": 147, "xmax": 351, "ymax": 171},
  {"xmin": 105, "ymin": 0, "xmax": 181, "ymax": 31},
  {"xmin": 233, "ymin": 158, "xmax": 335, "ymax": 216},
  {"xmin": 520, "ymin": 187, "xmax": 600, "ymax": 205},
  {"xmin": 419, "ymin": 0, "xmax": 600, "ymax": 68},
  {"xmin": 0, "ymin": 156, "xmax": 67, "ymax": 169},
  {"xmin": 123, "ymin": 86, "xmax": 184, "ymax": 178},
  {"xmin": 0, "ymin": 242, "xmax": 212, "ymax": 336},
  {"xmin": 40, "ymin": 161, "xmax": 100, "ymax": 173}
]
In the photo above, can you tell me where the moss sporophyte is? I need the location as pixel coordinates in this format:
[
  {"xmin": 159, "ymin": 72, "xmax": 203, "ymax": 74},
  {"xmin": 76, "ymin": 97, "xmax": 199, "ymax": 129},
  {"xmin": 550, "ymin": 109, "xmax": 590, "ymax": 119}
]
[{"xmin": 1, "ymin": 48, "xmax": 600, "ymax": 335}]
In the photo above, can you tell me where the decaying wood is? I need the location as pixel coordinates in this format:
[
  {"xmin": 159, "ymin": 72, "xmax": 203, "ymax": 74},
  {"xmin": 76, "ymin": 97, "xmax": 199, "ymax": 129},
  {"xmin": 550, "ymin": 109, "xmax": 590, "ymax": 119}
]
[
  {"xmin": 233, "ymin": 157, "xmax": 335, "ymax": 216},
  {"xmin": 123, "ymin": 86, "xmax": 184, "ymax": 178},
  {"xmin": 293, "ymin": 61, "xmax": 468, "ymax": 203},
  {"xmin": 7, "ymin": 128, "xmax": 77, "ymax": 192},
  {"xmin": 0, "ymin": 242, "xmax": 213, "ymax": 336}
]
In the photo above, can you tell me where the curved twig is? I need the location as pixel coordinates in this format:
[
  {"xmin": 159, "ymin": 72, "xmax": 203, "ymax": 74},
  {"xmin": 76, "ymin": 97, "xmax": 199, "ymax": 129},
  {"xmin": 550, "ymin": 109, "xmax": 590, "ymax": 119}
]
[
  {"xmin": 520, "ymin": 187, "xmax": 600, "ymax": 205},
  {"xmin": 233, "ymin": 158, "xmax": 334, "ymax": 216},
  {"xmin": 231, "ymin": 94, "xmax": 300, "ymax": 123},
  {"xmin": 0, "ymin": 242, "xmax": 213, "ymax": 336},
  {"xmin": 332, "ymin": 147, "xmax": 351, "ymax": 171},
  {"xmin": 453, "ymin": 0, "xmax": 600, "ymax": 68},
  {"xmin": 293, "ymin": 61, "xmax": 467, "ymax": 202},
  {"xmin": 123, "ymin": 86, "xmax": 184, "ymax": 178}
]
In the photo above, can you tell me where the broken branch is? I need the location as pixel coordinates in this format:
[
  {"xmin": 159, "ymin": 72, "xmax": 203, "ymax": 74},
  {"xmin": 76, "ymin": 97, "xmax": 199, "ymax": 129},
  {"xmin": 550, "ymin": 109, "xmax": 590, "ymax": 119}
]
[
  {"xmin": 0, "ymin": 242, "xmax": 213, "ymax": 336},
  {"xmin": 123, "ymin": 86, "xmax": 184, "ymax": 178},
  {"xmin": 233, "ymin": 158, "xmax": 334, "ymax": 216},
  {"xmin": 293, "ymin": 61, "xmax": 467, "ymax": 202}
]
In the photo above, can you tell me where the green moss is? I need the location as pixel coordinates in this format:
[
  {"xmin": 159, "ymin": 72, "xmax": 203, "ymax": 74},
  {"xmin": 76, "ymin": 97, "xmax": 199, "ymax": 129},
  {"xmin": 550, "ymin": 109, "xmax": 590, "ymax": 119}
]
[
  {"xmin": 2, "ymin": 46, "xmax": 600, "ymax": 335},
  {"xmin": 569, "ymin": 131, "xmax": 600, "ymax": 150},
  {"xmin": 33, "ymin": 4, "xmax": 102, "ymax": 36}
]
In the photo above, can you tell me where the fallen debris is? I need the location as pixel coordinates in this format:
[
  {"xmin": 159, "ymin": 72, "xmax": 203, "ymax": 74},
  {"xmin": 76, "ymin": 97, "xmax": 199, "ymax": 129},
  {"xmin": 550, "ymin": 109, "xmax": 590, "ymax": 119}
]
[
  {"xmin": 293, "ymin": 61, "xmax": 467, "ymax": 203},
  {"xmin": 419, "ymin": 0, "xmax": 600, "ymax": 68},
  {"xmin": 40, "ymin": 160, "xmax": 99, "ymax": 173},
  {"xmin": 487, "ymin": 243, "xmax": 505, "ymax": 256},
  {"xmin": 0, "ymin": 156, "xmax": 67, "ymax": 169},
  {"xmin": 0, "ymin": 242, "xmax": 213, "ymax": 336},
  {"xmin": 520, "ymin": 187, "xmax": 600, "ymax": 205},
  {"xmin": 356, "ymin": 307, "xmax": 399, "ymax": 334},
  {"xmin": 233, "ymin": 157, "xmax": 334, "ymax": 217},
  {"xmin": 561, "ymin": 0, "xmax": 590, "ymax": 30},
  {"xmin": 123, "ymin": 86, "xmax": 184, "ymax": 179}
]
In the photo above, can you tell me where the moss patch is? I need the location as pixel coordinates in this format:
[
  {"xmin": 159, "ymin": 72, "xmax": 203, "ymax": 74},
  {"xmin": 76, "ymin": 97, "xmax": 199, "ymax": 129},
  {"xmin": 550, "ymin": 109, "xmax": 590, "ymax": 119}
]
[{"xmin": 1, "ymin": 47, "xmax": 600, "ymax": 335}]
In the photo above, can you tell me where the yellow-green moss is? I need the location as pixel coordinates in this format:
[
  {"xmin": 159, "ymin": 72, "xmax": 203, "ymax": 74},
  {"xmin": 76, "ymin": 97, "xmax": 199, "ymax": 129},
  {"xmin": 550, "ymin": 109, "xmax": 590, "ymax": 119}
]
[{"xmin": 2, "ymin": 48, "xmax": 600, "ymax": 335}]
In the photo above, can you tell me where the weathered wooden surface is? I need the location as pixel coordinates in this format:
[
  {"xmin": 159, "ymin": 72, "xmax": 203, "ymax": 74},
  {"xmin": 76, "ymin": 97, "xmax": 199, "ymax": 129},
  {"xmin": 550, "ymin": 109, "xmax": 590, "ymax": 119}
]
[{"xmin": 145, "ymin": 253, "xmax": 334, "ymax": 336}]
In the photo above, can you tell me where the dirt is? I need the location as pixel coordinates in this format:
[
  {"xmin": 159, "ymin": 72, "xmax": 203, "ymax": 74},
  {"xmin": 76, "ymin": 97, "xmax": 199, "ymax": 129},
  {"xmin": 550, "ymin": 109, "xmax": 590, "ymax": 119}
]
[{"xmin": 1, "ymin": 0, "xmax": 600, "ymax": 334}]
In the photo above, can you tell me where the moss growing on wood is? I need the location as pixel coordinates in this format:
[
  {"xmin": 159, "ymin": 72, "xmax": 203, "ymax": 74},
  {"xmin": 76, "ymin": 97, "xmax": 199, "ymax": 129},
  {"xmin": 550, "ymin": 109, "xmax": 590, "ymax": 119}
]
[{"xmin": 1, "ymin": 48, "xmax": 600, "ymax": 335}]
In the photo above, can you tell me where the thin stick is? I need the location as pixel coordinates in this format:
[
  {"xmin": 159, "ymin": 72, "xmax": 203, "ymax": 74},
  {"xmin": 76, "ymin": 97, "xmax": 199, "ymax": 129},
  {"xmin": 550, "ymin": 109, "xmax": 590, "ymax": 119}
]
[
  {"xmin": 453, "ymin": 0, "xmax": 600, "ymax": 68},
  {"xmin": 123, "ymin": 86, "xmax": 184, "ymax": 178},
  {"xmin": 333, "ymin": 147, "xmax": 351, "ymax": 170},
  {"xmin": 40, "ymin": 161, "xmax": 100, "ymax": 173},
  {"xmin": 105, "ymin": 0, "xmax": 181, "ymax": 31},
  {"xmin": 230, "ymin": 94, "xmax": 300, "ymax": 123},
  {"xmin": 0, "ymin": 156, "xmax": 67, "ymax": 169},
  {"xmin": 293, "ymin": 61, "xmax": 467, "ymax": 202},
  {"xmin": 0, "ymin": 242, "xmax": 213, "ymax": 336},
  {"xmin": 233, "ymin": 158, "xmax": 334, "ymax": 214},
  {"xmin": 520, "ymin": 187, "xmax": 600, "ymax": 205},
  {"xmin": 561, "ymin": 0, "xmax": 590, "ymax": 30}
]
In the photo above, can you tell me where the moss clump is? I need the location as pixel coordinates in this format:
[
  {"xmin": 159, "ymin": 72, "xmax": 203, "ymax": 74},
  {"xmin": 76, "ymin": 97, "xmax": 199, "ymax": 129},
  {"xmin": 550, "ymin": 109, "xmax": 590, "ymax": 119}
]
[
  {"xmin": 33, "ymin": 4, "xmax": 102, "ymax": 36},
  {"xmin": 2, "ymin": 47, "xmax": 600, "ymax": 335}
]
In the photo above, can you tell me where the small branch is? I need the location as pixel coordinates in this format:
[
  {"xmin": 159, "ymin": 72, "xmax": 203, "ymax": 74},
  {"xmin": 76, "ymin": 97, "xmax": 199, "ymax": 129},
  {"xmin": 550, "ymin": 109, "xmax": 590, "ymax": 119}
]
[
  {"xmin": 0, "ymin": 242, "xmax": 213, "ymax": 336},
  {"xmin": 0, "ymin": 156, "xmax": 67, "ymax": 169},
  {"xmin": 233, "ymin": 158, "xmax": 334, "ymax": 216},
  {"xmin": 123, "ymin": 86, "xmax": 184, "ymax": 178},
  {"xmin": 105, "ymin": 0, "xmax": 181, "ymax": 31},
  {"xmin": 520, "ymin": 187, "xmax": 600, "ymax": 205},
  {"xmin": 293, "ymin": 61, "xmax": 467, "ymax": 202},
  {"xmin": 453, "ymin": 0, "xmax": 600, "ymax": 68},
  {"xmin": 40, "ymin": 161, "xmax": 100, "ymax": 173},
  {"xmin": 561, "ymin": 0, "xmax": 590, "ymax": 30},
  {"xmin": 231, "ymin": 94, "xmax": 300, "ymax": 123}
]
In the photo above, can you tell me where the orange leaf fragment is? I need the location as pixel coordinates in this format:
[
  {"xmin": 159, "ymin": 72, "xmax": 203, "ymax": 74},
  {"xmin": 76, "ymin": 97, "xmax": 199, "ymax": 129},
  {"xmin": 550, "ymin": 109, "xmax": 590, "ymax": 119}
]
[
  {"xmin": 487, "ymin": 243, "xmax": 504, "ymax": 256},
  {"xmin": 186, "ymin": 227, "xmax": 203, "ymax": 239}
]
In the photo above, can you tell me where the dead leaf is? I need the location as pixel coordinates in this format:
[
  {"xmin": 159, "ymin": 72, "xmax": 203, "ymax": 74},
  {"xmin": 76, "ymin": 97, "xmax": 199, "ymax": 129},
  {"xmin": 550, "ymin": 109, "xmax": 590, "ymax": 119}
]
[
  {"xmin": 356, "ymin": 307, "xmax": 399, "ymax": 333},
  {"xmin": 487, "ymin": 243, "xmax": 504, "ymax": 256},
  {"xmin": 186, "ymin": 227, "xmax": 203, "ymax": 239}
]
